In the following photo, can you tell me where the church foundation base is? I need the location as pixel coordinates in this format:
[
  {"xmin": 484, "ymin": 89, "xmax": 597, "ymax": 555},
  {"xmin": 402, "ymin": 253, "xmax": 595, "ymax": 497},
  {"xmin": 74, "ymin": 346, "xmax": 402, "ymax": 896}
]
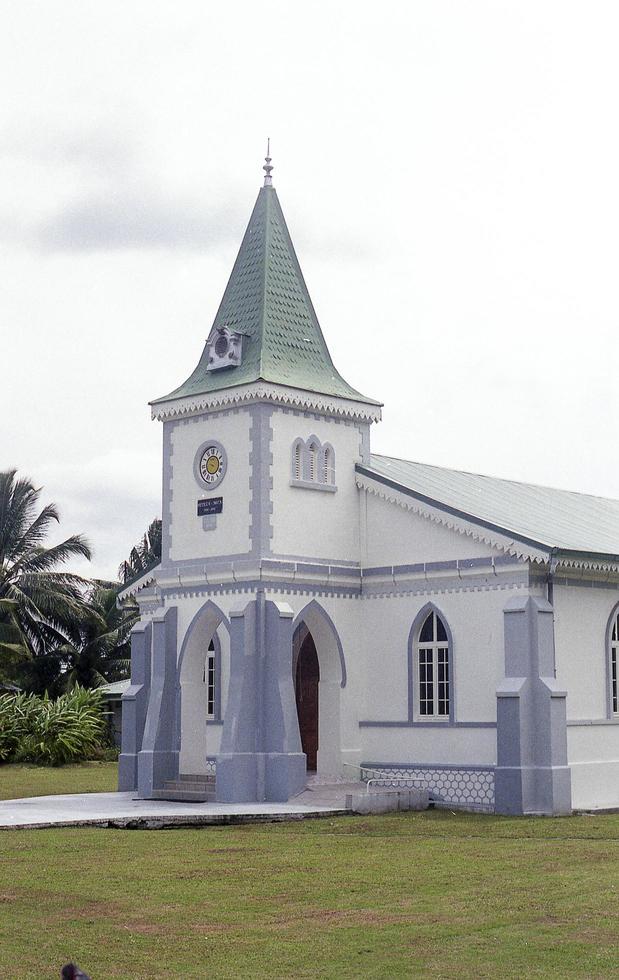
[
  {"xmin": 265, "ymin": 752, "xmax": 307, "ymax": 801},
  {"xmin": 118, "ymin": 753, "xmax": 138, "ymax": 792},
  {"xmin": 495, "ymin": 765, "xmax": 572, "ymax": 815},
  {"xmin": 137, "ymin": 749, "xmax": 179, "ymax": 799},
  {"xmin": 216, "ymin": 751, "xmax": 307, "ymax": 803}
]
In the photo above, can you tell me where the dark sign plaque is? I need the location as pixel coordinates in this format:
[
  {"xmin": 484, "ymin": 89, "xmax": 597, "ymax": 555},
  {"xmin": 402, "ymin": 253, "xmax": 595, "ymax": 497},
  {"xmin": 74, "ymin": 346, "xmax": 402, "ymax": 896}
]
[{"xmin": 197, "ymin": 497, "xmax": 223, "ymax": 516}]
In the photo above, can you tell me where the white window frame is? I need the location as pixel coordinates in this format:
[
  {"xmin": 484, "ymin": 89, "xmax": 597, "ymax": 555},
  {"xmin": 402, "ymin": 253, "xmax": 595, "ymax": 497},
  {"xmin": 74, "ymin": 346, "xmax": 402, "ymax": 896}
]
[
  {"xmin": 204, "ymin": 639, "xmax": 216, "ymax": 721},
  {"xmin": 610, "ymin": 610, "xmax": 619, "ymax": 717},
  {"xmin": 415, "ymin": 611, "xmax": 450, "ymax": 720}
]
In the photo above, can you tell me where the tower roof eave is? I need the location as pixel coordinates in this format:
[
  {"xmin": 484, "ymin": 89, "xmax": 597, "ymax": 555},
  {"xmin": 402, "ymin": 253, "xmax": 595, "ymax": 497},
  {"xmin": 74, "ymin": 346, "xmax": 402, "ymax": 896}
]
[{"xmin": 150, "ymin": 380, "xmax": 382, "ymax": 423}]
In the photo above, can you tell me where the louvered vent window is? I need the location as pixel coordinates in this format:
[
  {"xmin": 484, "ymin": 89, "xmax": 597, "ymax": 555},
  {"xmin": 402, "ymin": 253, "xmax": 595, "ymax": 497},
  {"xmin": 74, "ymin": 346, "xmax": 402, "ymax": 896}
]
[
  {"xmin": 290, "ymin": 438, "xmax": 337, "ymax": 492},
  {"xmin": 308, "ymin": 442, "xmax": 318, "ymax": 482},
  {"xmin": 294, "ymin": 441, "xmax": 302, "ymax": 481},
  {"xmin": 323, "ymin": 446, "xmax": 333, "ymax": 484}
]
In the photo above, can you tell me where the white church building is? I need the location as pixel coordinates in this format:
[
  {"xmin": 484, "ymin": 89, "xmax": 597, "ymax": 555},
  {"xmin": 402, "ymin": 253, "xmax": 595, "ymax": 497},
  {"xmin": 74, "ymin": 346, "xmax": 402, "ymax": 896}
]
[{"xmin": 119, "ymin": 155, "xmax": 619, "ymax": 815}]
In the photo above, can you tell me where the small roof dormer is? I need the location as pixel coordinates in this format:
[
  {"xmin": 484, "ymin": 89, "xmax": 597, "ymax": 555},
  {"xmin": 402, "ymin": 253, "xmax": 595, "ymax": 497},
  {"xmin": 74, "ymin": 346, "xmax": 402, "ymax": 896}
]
[{"xmin": 151, "ymin": 147, "xmax": 380, "ymax": 415}]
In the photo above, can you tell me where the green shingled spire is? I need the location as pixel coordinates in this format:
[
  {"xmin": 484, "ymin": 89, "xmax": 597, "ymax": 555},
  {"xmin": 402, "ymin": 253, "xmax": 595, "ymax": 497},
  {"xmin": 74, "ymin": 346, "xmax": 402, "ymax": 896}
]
[{"xmin": 152, "ymin": 176, "xmax": 379, "ymax": 407}]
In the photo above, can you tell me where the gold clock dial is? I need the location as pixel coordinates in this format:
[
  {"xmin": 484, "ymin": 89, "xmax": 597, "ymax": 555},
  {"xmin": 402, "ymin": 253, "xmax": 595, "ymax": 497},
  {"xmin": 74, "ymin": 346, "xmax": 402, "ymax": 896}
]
[{"xmin": 199, "ymin": 446, "xmax": 225, "ymax": 485}]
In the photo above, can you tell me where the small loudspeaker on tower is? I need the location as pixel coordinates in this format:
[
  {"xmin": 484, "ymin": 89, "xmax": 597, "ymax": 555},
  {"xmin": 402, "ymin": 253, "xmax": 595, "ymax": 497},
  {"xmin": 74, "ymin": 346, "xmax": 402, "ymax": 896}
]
[{"xmin": 206, "ymin": 325, "xmax": 243, "ymax": 371}]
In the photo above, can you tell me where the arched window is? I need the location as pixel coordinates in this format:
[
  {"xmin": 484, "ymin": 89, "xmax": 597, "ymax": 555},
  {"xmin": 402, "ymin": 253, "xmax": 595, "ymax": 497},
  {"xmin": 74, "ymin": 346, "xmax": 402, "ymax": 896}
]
[
  {"xmin": 322, "ymin": 445, "xmax": 335, "ymax": 485},
  {"xmin": 203, "ymin": 638, "xmax": 217, "ymax": 720},
  {"xmin": 308, "ymin": 441, "xmax": 319, "ymax": 482},
  {"xmin": 610, "ymin": 610, "xmax": 619, "ymax": 716},
  {"xmin": 416, "ymin": 610, "xmax": 450, "ymax": 718},
  {"xmin": 293, "ymin": 440, "xmax": 303, "ymax": 481}
]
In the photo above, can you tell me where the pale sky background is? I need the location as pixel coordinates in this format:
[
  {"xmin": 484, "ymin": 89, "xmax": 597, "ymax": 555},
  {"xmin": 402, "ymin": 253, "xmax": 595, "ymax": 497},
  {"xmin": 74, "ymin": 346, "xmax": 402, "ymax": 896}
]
[{"xmin": 1, "ymin": 0, "xmax": 618, "ymax": 580}]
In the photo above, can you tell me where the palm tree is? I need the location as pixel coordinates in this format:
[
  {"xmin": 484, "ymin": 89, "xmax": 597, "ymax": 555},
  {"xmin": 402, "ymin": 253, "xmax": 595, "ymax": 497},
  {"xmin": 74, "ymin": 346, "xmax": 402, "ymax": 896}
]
[
  {"xmin": 53, "ymin": 584, "xmax": 137, "ymax": 691},
  {"xmin": 118, "ymin": 517, "xmax": 161, "ymax": 584},
  {"xmin": 0, "ymin": 597, "xmax": 26, "ymax": 683},
  {"xmin": 0, "ymin": 470, "xmax": 91, "ymax": 678}
]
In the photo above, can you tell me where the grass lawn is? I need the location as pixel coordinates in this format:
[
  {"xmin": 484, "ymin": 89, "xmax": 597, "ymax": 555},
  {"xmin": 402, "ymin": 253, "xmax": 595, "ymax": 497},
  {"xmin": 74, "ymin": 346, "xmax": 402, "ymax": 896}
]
[
  {"xmin": 0, "ymin": 810, "xmax": 617, "ymax": 979},
  {"xmin": 0, "ymin": 762, "xmax": 119, "ymax": 801}
]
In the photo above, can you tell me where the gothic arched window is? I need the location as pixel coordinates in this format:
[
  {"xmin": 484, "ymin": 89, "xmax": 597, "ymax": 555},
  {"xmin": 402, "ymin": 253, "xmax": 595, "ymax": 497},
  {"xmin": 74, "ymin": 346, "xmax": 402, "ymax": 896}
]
[
  {"xmin": 416, "ymin": 610, "xmax": 450, "ymax": 718},
  {"xmin": 202, "ymin": 638, "xmax": 219, "ymax": 721},
  {"xmin": 609, "ymin": 608, "xmax": 619, "ymax": 716}
]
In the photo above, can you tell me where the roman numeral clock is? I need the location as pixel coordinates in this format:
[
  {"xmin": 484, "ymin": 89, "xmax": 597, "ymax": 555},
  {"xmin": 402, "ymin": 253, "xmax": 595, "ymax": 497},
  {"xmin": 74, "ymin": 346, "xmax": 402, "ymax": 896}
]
[{"xmin": 194, "ymin": 440, "xmax": 227, "ymax": 524}]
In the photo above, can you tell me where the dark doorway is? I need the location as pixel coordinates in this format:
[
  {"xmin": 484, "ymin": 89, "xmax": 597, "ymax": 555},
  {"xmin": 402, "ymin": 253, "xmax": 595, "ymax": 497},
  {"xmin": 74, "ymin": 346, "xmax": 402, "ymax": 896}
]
[{"xmin": 295, "ymin": 632, "xmax": 320, "ymax": 771}]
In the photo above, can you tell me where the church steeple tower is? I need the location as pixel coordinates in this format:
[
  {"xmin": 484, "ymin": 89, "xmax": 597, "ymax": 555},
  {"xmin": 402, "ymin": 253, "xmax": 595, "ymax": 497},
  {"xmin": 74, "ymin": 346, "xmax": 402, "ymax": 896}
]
[{"xmin": 152, "ymin": 153, "xmax": 379, "ymax": 411}]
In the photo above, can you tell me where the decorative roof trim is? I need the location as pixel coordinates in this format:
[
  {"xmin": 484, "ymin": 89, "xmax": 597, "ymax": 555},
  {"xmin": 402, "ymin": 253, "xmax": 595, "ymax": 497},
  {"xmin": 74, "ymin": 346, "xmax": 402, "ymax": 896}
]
[
  {"xmin": 117, "ymin": 565, "xmax": 161, "ymax": 601},
  {"xmin": 552, "ymin": 553, "xmax": 619, "ymax": 574},
  {"xmin": 151, "ymin": 382, "xmax": 382, "ymax": 423},
  {"xmin": 355, "ymin": 470, "xmax": 550, "ymax": 564}
]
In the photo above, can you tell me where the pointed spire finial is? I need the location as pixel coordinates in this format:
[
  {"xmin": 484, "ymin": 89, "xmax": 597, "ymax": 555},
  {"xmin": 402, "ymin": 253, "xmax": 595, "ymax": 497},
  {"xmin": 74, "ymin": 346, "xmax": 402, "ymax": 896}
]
[{"xmin": 263, "ymin": 138, "xmax": 273, "ymax": 186}]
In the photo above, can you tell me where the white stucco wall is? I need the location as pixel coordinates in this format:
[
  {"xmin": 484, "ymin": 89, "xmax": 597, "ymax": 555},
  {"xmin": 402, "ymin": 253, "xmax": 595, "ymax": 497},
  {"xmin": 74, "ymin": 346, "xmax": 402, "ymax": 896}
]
[
  {"xmin": 167, "ymin": 412, "xmax": 251, "ymax": 562},
  {"xmin": 554, "ymin": 584, "xmax": 617, "ymax": 720},
  {"xmin": 554, "ymin": 583, "xmax": 619, "ymax": 808},
  {"xmin": 363, "ymin": 491, "xmax": 502, "ymax": 566},
  {"xmin": 270, "ymin": 411, "xmax": 363, "ymax": 561},
  {"xmin": 568, "ymin": 726, "xmax": 619, "ymax": 809},
  {"xmin": 362, "ymin": 589, "xmax": 511, "ymax": 732},
  {"xmin": 281, "ymin": 586, "xmax": 507, "ymax": 769}
]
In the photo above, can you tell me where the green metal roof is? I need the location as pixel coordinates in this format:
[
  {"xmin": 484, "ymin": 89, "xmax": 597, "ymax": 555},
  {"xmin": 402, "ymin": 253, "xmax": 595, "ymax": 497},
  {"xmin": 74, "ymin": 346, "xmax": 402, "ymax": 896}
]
[
  {"xmin": 359, "ymin": 454, "xmax": 619, "ymax": 559},
  {"xmin": 153, "ymin": 185, "xmax": 379, "ymax": 407}
]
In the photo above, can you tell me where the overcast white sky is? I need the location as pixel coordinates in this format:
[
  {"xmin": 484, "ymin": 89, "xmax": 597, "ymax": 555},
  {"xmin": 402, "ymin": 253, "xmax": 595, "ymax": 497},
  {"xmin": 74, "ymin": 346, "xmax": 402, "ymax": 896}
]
[{"xmin": 2, "ymin": 0, "xmax": 618, "ymax": 580}]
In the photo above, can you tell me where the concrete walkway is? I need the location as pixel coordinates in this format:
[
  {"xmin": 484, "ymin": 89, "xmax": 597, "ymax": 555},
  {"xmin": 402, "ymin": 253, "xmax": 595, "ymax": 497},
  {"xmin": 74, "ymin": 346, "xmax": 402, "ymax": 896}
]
[{"xmin": 0, "ymin": 790, "xmax": 348, "ymax": 830}]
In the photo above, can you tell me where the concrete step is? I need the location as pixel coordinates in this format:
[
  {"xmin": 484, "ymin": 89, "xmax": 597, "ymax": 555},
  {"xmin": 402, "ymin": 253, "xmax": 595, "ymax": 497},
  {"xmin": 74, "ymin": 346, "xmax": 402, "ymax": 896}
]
[
  {"xmin": 164, "ymin": 781, "xmax": 214, "ymax": 793},
  {"xmin": 152, "ymin": 788, "xmax": 216, "ymax": 803},
  {"xmin": 178, "ymin": 773, "xmax": 215, "ymax": 784},
  {"xmin": 151, "ymin": 775, "xmax": 218, "ymax": 802}
]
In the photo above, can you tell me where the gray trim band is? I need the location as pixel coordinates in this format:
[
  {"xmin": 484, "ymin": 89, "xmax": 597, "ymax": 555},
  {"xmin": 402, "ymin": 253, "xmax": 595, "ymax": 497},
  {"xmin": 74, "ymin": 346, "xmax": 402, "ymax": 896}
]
[
  {"xmin": 359, "ymin": 720, "xmax": 496, "ymax": 728},
  {"xmin": 361, "ymin": 761, "xmax": 495, "ymax": 772},
  {"xmin": 567, "ymin": 719, "xmax": 619, "ymax": 726},
  {"xmin": 158, "ymin": 575, "xmax": 529, "ymax": 601}
]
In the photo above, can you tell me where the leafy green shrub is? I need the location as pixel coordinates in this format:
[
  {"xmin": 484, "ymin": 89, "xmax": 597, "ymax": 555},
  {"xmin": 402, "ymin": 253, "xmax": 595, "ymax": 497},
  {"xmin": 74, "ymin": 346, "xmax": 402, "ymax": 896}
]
[
  {"xmin": 0, "ymin": 692, "xmax": 40, "ymax": 762},
  {"xmin": 0, "ymin": 687, "xmax": 107, "ymax": 766}
]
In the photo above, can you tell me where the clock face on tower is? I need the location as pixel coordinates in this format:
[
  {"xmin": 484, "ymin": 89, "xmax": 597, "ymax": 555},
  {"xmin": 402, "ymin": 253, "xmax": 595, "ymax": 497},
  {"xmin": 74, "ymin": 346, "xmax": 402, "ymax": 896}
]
[{"xmin": 194, "ymin": 441, "xmax": 227, "ymax": 490}]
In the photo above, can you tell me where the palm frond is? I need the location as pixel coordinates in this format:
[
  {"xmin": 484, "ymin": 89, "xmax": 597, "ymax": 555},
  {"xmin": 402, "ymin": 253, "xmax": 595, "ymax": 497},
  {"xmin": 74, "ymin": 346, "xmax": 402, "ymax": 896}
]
[
  {"xmin": 9, "ymin": 503, "xmax": 62, "ymax": 563},
  {"xmin": 12, "ymin": 535, "xmax": 92, "ymax": 577}
]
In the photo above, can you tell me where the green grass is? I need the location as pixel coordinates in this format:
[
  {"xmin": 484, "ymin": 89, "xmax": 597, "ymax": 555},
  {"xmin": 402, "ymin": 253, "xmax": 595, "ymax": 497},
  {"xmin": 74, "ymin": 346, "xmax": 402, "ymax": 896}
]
[
  {"xmin": 0, "ymin": 810, "xmax": 618, "ymax": 979},
  {"xmin": 0, "ymin": 761, "xmax": 118, "ymax": 800}
]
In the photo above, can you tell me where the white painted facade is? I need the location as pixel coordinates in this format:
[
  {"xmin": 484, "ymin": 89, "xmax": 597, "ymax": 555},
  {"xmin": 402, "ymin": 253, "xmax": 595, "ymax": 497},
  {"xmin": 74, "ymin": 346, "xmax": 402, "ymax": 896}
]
[{"xmin": 123, "ymin": 462, "xmax": 619, "ymax": 812}]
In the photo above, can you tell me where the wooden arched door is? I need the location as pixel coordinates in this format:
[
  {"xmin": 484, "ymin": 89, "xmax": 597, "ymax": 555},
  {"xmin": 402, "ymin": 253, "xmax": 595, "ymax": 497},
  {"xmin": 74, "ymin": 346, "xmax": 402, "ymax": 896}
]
[{"xmin": 295, "ymin": 632, "xmax": 320, "ymax": 771}]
